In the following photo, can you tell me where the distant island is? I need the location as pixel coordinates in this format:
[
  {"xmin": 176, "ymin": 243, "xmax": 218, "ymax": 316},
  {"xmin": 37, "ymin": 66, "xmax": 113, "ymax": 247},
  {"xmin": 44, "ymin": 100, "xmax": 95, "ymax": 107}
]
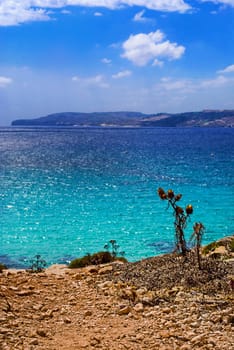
[{"xmin": 12, "ymin": 110, "xmax": 234, "ymax": 128}]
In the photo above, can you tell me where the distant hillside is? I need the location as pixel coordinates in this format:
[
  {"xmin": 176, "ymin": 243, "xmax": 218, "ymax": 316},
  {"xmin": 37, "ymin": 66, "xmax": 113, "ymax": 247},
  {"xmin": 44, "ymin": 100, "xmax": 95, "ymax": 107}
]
[{"xmin": 12, "ymin": 110, "xmax": 234, "ymax": 127}]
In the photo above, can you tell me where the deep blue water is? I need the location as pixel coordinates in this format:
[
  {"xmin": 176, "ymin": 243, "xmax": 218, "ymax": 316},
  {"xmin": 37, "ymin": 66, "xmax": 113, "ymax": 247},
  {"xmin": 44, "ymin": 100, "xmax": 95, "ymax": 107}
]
[{"xmin": 0, "ymin": 127, "xmax": 233, "ymax": 268}]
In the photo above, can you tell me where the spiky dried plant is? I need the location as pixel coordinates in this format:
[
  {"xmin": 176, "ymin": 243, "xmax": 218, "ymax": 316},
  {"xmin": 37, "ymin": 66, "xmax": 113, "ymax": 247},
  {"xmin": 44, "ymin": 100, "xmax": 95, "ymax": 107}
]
[{"xmin": 158, "ymin": 188, "xmax": 194, "ymax": 256}]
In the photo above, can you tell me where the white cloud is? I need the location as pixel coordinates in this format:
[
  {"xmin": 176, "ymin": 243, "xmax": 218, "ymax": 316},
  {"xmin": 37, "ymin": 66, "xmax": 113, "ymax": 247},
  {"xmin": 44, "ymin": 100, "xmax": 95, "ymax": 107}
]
[
  {"xmin": 217, "ymin": 64, "xmax": 234, "ymax": 74},
  {"xmin": 157, "ymin": 74, "xmax": 234, "ymax": 94},
  {"xmin": 122, "ymin": 30, "xmax": 185, "ymax": 66},
  {"xmin": 0, "ymin": 76, "xmax": 13, "ymax": 87},
  {"xmin": 0, "ymin": 1, "xmax": 50, "ymax": 26},
  {"xmin": 158, "ymin": 77, "xmax": 195, "ymax": 93},
  {"xmin": 152, "ymin": 58, "xmax": 164, "ymax": 67},
  {"xmin": 101, "ymin": 58, "xmax": 112, "ymax": 64},
  {"xmin": 61, "ymin": 9, "xmax": 71, "ymax": 14},
  {"xmin": 72, "ymin": 74, "xmax": 109, "ymax": 88},
  {"xmin": 200, "ymin": 1, "xmax": 234, "ymax": 7},
  {"xmin": 133, "ymin": 10, "xmax": 148, "ymax": 22},
  {"xmin": 32, "ymin": 0, "xmax": 191, "ymax": 12},
  {"xmin": 0, "ymin": 1, "xmax": 191, "ymax": 26},
  {"xmin": 94, "ymin": 12, "xmax": 103, "ymax": 16},
  {"xmin": 112, "ymin": 70, "xmax": 132, "ymax": 79},
  {"xmin": 200, "ymin": 75, "xmax": 230, "ymax": 88}
]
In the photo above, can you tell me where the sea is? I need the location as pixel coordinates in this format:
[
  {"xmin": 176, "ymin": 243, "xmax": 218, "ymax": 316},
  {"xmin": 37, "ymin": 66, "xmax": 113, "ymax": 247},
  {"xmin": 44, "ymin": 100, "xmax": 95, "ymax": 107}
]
[{"xmin": 0, "ymin": 127, "xmax": 233, "ymax": 268}]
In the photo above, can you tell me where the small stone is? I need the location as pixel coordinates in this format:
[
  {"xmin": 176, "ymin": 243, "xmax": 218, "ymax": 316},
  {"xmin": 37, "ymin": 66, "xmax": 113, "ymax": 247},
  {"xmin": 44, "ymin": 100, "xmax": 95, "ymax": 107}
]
[
  {"xmin": 16, "ymin": 290, "xmax": 34, "ymax": 296},
  {"xmin": 84, "ymin": 310, "xmax": 92, "ymax": 317},
  {"xmin": 118, "ymin": 305, "xmax": 131, "ymax": 315},
  {"xmin": 9, "ymin": 286, "xmax": 19, "ymax": 291},
  {"xmin": 73, "ymin": 273, "xmax": 83, "ymax": 280},
  {"xmin": 98, "ymin": 265, "xmax": 113, "ymax": 274},
  {"xmin": 79, "ymin": 340, "xmax": 90, "ymax": 348},
  {"xmin": 1, "ymin": 302, "xmax": 11, "ymax": 312},
  {"xmin": 90, "ymin": 336, "xmax": 101, "ymax": 346},
  {"xmin": 85, "ymin": 266, "xmax": 98, "ymax": 274},
  {"xmin": 0, "ymin": 327, "xmax": 10, "ymax": 334},
  {"xmin": 180, "ymin": 345, "xmax": 192, "ymax": 350},
  {"xmin": 136, "ymin": 334, "xmax": 144, "ymax": 341},
  {"xmin": 29, "ymin": 339, "xmax": 39, "ymax": 345},
  {"xmin": 159, "ymin": 330, "xmax": 171, "ymax": 338},
  {"xmin": 44, "ymin": 309, "xmax": 54, "ymax": 318},
  {"xmin": 64, "ymin": 317, "xmax": 71, "ymax": 324},
  {"xmin": 191, "ymin": 334, "xmax": 206, "ymax": 344},
  {"xmin": 133, "ymin": 303, "xmax": 144, "ymax": 313},
  {"xmin": 36, "ymin": 329, "xmax": 47, "ymax": 337},
  {"xmin": 97, "ymin": 281, "xmax": 113, "ymax": 290}
]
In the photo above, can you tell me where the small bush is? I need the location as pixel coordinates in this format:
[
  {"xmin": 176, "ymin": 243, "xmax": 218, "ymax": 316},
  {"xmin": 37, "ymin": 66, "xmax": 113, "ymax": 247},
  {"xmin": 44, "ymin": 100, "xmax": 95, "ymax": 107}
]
[
  {"xmin": 90, "ymin": 251, "xmax": 113, "ymax": 265},
  {"xmin": 0, "ymin": 262, "xmax": 7, "ymax": 273},
  {"xmin": 69, "ymin": 254, "xmax": 92, "ymax": 268},
  {"xmin": 202, "ymin": 242, "xmax": 220, "ymax": 255},
  {"xmin": 69, "ymin": 247, "xmax": 128, "ymax": 269},
  {"xmin": 229, "ymin": 239, "xmax": 234, "ymax": 252},
  {"xmin": 115, "ymin": 256, "xmax": 128, "ymax": 263},
  {"xmin": 28, "ymin": 254, "xmax": 47, "ymax": 273},
  {"xmin": 69, "ymin": 251, "xmax": 114, "ymax": 269}
]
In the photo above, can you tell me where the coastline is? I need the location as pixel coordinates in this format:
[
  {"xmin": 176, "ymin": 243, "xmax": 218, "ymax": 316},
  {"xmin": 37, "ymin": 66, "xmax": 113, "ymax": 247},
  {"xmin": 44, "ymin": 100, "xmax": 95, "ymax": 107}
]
[{"xmin": 1, "ymin": 236, "xmax": 233, "ymax": 349}]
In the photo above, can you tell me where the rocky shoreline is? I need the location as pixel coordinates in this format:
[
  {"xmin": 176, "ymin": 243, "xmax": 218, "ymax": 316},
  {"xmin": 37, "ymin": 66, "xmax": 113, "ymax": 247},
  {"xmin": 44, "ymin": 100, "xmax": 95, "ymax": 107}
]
[{"xmin": 1, "ymin": 236, "xmax": 233, "ymax": 350}]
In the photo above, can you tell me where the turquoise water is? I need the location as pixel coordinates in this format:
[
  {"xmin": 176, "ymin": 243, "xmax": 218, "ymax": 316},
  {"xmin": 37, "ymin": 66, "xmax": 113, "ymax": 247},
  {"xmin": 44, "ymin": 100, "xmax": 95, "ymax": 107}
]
[{"xmin": 0, "ymin": 127, "xmax": 233, "ymax": 268}]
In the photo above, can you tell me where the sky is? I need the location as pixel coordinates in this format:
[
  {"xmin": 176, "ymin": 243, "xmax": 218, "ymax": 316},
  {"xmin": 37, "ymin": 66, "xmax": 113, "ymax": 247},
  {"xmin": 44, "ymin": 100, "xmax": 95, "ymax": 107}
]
[{"xmin": 0, "ymin": 1, "xmax": 234, "ymax": 125}]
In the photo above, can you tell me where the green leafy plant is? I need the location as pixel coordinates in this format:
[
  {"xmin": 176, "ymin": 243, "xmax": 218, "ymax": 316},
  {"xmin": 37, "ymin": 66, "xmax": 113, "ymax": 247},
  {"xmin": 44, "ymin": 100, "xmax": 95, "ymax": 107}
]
[
  {"xmin": 158, "ymin": 188, "xmax": 193, "ymax": 256},
  {"xmin": 28, "ymin": 254, "xmax": 47, "ymax": 273}
]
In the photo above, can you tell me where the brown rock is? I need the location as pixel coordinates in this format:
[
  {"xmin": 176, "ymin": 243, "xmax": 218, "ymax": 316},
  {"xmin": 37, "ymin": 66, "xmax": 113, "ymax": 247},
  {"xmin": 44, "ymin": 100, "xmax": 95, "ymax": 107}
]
[
  {"xmin": 133, "ymin": 303, "xmax": 144, "ymax": 313},
  {"xmin": 118, "ymin": 305, "xmax": 131, "ymax": 315},
  {"xmin": 84, "ymin": 310, "xmax": 92, "ymax": 317},
  {"xmin": 36, "ymin": 329, "xmax": 47, "ymax": 337},
  {"xmin": 16, "ymin": 290, "xmax": 34, "ymax": 296},
  {"xmin": 29, "ymin": 339, "xmax": 39, "ymax": 345},
  {"xmin": 98, "ymin": 265, "xmax": 113, "ymax": 274}
]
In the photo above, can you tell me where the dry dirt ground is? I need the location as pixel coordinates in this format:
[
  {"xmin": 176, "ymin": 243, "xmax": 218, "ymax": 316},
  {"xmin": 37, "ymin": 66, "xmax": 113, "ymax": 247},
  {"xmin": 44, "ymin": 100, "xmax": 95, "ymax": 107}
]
[{"xmin": 1, "ymin": 237, "xmax": 234, "ymax": 350}]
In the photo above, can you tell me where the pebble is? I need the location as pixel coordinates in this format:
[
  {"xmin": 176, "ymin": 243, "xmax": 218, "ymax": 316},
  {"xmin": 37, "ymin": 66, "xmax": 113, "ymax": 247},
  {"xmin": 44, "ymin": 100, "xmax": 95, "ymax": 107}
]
[
  {"xmin": 118, "ymin": 305, "xmax": 131, "ymax": 315},
  {"xmin": 29, "ymin": 339, "xmax": 39, "ymax": 345},
  {"xmin": 99, "ymin": 265, "xmax": 113, "ymax": 274},
  {"xmin": 36, "ymin": 329, "xmax": 47, "ymax": 337},
  {"xmin": 133, "ymin": 303, "xmax": 144, "ymax": 313}
]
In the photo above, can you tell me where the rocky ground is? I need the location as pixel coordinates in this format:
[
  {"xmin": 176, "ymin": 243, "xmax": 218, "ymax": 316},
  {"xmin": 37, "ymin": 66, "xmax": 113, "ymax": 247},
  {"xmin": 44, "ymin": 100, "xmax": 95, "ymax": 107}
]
[{"xmin": 0, "ymin": 237, "xmax": 233, "ymax": 350}]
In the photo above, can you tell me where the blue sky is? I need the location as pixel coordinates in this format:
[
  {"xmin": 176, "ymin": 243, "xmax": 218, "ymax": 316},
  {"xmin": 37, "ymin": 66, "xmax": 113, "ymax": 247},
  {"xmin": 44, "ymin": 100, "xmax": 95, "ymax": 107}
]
[{"xmin": 0, "ymin": 0, "xmax": 234, "ymax": 125}]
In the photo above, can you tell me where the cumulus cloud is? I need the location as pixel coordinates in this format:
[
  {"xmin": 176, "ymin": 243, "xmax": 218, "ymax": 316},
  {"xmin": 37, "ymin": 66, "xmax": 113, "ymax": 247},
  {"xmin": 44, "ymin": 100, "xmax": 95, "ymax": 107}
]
[
  {"xmin": 122, "ymin": 30, "xmax": 185, "ymax": 66},
  {"xmin": 217, "ymin": 64, "xmax": 234, "ymax": 74},
  {"xmin": 112, "ymin": 70, "xmax": 132, "ymax": 79},
  {"xmin": 0, "ymin": 1, "xmax": 191, "ymax": 26},
  {"xmin": 72, "ymin": 74, "xmax": 109, "ymax": 88},
  {"xmin": 0, "ymin": 1, "xmax": 50, "ymax": 26},
  {"xmin": 0, "ymin": 76, "xmax": 13, "ymax": 87}
]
